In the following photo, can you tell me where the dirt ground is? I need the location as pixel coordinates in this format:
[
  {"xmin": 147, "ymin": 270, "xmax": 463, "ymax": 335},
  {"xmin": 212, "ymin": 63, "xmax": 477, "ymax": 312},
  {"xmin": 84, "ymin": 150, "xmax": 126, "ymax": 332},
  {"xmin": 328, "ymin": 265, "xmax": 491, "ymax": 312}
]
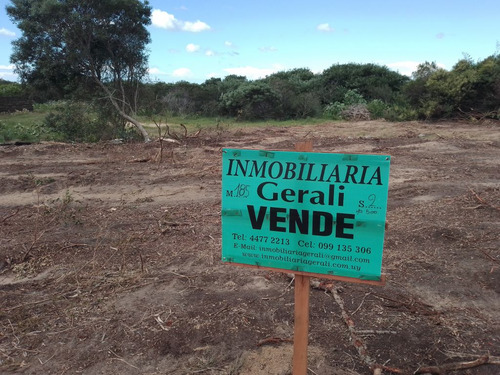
[{"xmin": 0, "ymin": 120, "xmax": 499, "ymax": 375}]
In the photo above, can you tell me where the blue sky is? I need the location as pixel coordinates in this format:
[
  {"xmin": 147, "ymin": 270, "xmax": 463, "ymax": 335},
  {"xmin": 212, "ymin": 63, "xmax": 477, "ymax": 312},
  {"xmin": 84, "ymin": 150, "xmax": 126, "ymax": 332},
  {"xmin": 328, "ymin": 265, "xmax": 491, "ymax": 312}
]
[{"xmin": 1, "ymin": 0, "xmax": 499, "ymax": 83}]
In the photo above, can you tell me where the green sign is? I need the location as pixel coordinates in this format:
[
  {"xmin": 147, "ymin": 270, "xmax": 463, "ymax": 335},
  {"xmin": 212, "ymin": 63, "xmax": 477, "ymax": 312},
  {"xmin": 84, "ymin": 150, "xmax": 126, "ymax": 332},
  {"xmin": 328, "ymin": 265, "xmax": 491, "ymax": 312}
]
[{"xmin": 221, "ymin": 148, "xmax": 391, "ymax": 281}]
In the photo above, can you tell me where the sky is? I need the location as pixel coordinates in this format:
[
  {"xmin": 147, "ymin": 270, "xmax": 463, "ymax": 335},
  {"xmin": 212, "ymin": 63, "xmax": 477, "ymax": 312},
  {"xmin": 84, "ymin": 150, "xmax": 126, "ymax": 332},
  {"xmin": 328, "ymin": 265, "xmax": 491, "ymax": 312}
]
[{"xmin": 1, "ymin": 0, "xmax": 499, "ymax": 83}]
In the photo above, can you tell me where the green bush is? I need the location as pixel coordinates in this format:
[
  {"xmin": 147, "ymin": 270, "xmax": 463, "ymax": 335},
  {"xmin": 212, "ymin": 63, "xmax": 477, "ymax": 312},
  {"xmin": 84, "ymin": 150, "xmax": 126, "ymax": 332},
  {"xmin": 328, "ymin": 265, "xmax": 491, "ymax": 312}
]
[
  {"xmin": 383, "ymin": 104, "xmax": 418, "ymax": 121},
  {"xmin": 0, "ymin": 119, "xmax": 50, "ymax": 143},
  {"xmin": 323, "ymin": 101, "xmax": 345, "ymax": 120},
  {"xmin": 42, "ymin": 102, "xmax": 112, "ymax": 142},
  {"xmin": 367, "ymin": 99, "xmax": 387, "ymax": 119},
  {"xmin": 324, "ymin": 89, "xmax": 367, "ymax": 120},
  {"xmin": 0, "ymin": 82, "xmax": 24, "ymax": 97}
]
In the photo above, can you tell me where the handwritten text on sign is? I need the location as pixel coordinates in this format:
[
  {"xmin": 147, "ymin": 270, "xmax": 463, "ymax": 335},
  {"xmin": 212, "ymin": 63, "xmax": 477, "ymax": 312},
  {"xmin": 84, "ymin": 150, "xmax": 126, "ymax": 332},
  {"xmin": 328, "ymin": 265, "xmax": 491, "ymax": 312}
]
[{"xmin": 221, "ymin": 149, "xmax": 391, "ymax": 281}]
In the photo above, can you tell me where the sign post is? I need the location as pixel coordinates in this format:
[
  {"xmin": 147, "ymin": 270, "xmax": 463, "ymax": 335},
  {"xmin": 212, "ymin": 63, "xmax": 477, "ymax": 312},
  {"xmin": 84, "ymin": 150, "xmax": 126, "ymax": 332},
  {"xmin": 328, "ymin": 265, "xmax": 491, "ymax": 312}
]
[
  {"xmin": 292, "ymin": 272, "xmax": 310, "ymax": 375},
  {"xmin": 221, "ymin": 143, "xmax": 390, "ymax": 374},
  {"xmin": 291, "ymin": 142, "xmax": 312, "ymax": 375}
]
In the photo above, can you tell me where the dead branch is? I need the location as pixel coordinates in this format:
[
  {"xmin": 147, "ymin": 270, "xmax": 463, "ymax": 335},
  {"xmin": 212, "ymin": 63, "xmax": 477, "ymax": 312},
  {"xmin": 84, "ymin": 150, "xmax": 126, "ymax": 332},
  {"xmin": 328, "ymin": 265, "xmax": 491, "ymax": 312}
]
[
  {"xmin": 158, "ymin": 137, "xmax": 182, "ymax": 144},
  {"xmin": 372, "ymin": 364, "xmax": 404, "ymax": 374},
  {"xmin": 5, "ymin": 297, "xmax": 55, "ymax": 312},
  {"xmin": 443, "ymin": 351, "xmax": 500, "ymax": 363},
  {"xmin": 257, "ymin": 336, "xmax": 293, "ymax": 347},
  {"xmin": 341, "ymin": 104, "xmax": 371, "ymax": 121},
  {"xmin": 180, "ymin": 123, "xmax": 188, "ymax": 138},
  {"xmin": 21, "ymin": 213, "xmax": 58, "ymax": 262},
  {"xmin": 1, "ymin": 208, "xmax": 19, "ymax": 224},
  {"xmin": 330, "ymin": 286, "xmax": 377, "ymax": 370},
  {"xmin": 210, "ymin": 305, "xmax": 229, "ymax": 318},
  {"xmin": 108, "ymin": 349, "xmax": 140, "ymax": 370},
  {"xmin": 469, "ymin": 188, "xmax": 500, "ymax": 212},
  {"xmin": 476, "ymin": 248, "xmax": 499, "ymax": 263},
  {"xmin": 415, "ymin": 354, "xmax": 494, "ymax": 374},
  {"xmin": 166, "ymin": 124, "xmax": 179, "ymax": 140},
  {"xmin": 127, "ymin": 157, "xmax": 151, "ymax": 163},
  {"xmin": 303, "ymin": 277, "xmax": 406, "ymax": 374},
  {"xmin": 371, "ymin": 292, "xmax": 438, "ymax": 316},
  {"xmin": 57, "ymin": 243, "xmax": 91, "ymax": 252}
]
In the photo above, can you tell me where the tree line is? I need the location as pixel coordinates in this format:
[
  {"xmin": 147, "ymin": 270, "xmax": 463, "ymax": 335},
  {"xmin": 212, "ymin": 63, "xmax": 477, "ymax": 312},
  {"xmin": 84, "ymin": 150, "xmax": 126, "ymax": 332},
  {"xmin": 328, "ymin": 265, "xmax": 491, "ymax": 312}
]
[
  {"xmin": 4, "ymin": 57, "xmax": 499, "ymax": 122},
  {"xmin": 4, "ymin": 0, "xmax": 499, "ymax": 143},
  {"xmin": 140, "ymin": 57, "xmax": 500, "ymax": 123}
]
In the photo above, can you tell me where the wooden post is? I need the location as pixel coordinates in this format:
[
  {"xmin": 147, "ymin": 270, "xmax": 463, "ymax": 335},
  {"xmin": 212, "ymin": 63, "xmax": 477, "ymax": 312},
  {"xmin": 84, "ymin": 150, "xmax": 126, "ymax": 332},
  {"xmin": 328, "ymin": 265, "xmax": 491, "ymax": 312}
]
[
  {"xmin": 293, "ymin": 140, "xmax": 313, "ymax": 375},
  {"xmin": 292, "ymin": 274, "xmax": 310, "ymax": 375}
]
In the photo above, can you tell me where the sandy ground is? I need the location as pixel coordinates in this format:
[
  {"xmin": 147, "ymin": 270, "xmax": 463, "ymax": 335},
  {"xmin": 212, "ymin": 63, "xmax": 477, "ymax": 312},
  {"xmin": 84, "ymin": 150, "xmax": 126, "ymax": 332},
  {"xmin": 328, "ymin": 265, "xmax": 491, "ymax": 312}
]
[{"xmin": 0, "ymin": 120, "xmax": 499, "ymax": 374}]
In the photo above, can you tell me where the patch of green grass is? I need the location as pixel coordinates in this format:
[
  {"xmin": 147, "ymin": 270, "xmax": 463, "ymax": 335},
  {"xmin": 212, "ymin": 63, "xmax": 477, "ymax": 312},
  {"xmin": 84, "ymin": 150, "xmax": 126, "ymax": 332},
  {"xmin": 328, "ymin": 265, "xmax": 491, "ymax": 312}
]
[
  {"xmin": 0, "ymin": 111, "xmax": 53, "ymax": 143},
  {"xmin": 141, "ymin": 115, "xmax": 328, "ymax": 136},
  {"xmin": 0, "ymin": 101, "xmax": 87, "ymax": 143},
  {"xmin": 233, "ymin": 117, "xmax": 329, "ymax": 128},
  {"xmin": 1, "ymin": 104, "xmax": 330, "ymax": 144}
]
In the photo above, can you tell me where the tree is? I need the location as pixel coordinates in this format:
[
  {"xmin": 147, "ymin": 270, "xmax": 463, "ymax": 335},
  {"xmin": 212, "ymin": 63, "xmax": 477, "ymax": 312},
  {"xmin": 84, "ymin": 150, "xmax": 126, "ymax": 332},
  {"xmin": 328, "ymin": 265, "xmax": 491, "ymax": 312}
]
[
  {"xmin": 7, "ymin": 0, "xmax": 153, "ymax": 141},
  {"xmin": 321, "ymin": 63, "xmax": 408, "ymax": 105},
  {"xmin": 403, "ymin": 58, "xmax": 499, "ymax": 120},
  {"xmin": 220, "ymin": 81, "xmax": 280, "ymax": 120},
  {"xmin": 265, "ymin": 68, "xmax": 322, "ymax": 119},
  {"xmin": 160, "ymin": 81, "xmax": 201, "ymax": 116},
  {"xmin": 463, "ymin": 55, "xmax": 500, "ymax": 117}
]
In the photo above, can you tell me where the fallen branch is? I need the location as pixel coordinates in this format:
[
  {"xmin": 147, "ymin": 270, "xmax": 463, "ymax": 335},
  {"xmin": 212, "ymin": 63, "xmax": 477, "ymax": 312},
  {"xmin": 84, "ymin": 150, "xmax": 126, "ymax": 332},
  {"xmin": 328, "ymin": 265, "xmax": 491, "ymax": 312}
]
[
  {"xmin": 210, "ymin": 305, "xmax": 229, "ymax": 318},
  {"xmin": 371, "ymin": 292, "xmax": 438, "ymax": 316},
  {"xmin": 108, "ymin": 349, "xmax": 140, "ymax": 370},
  {"xmin": 469, "ymin": 188, "xmax": 500, "ymax": 212},
  {"xmin": 330, "ymin": 286, "xmax": 377, "ymax": 369},
  {"xmin": 444, "ymin": 350, "xmax": 500, "ymax": 363},
  {"xmin": 180, "ymin": 123, "xmax": 188, "ymax": 138},
  {"xmin": 158, "ymin": 137, "xmax": 182, "ymax": 144},
  {"xmin": 128, "ymin": 157, "xmax": 151, "ymax": 163},
  {"xmin": 257, "ymin": 336, "xmax": 293, "ymax": 347},
  {"xmin": 21, "ymin": 218, "xmax": 56, "ymax": 262},
  {"xmin": 306, "ymin": 278, "xmax": 405, "ymax": 374},
  {"xmin": 415, "ymin": 354, "xmax": 494, "ymax": 374},
  {"xmin": 476, "ymin": 248, "xmax": 499, "ymax": 263},
  {"xmin": 5, "ymin": 297, "xmax": 55, "ymax": 312},
  {"xmin": 1, "ymin": 208, "xmax": 20, "ymax": 224}
]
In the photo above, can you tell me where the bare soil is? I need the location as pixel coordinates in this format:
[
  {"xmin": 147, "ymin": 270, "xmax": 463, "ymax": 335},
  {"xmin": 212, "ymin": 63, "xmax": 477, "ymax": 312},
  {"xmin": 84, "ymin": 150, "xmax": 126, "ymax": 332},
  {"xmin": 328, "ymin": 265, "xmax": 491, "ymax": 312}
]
[{"xmin": 0, "ymin": 120, "xmax": 499, "ymax": 375}]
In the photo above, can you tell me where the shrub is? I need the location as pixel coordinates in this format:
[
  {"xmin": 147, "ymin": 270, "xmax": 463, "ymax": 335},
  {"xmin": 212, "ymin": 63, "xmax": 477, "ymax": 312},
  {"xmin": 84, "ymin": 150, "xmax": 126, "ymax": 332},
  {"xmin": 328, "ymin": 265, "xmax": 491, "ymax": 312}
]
[
  {"xmin": 42, "ymin": 102, "xmax": 112, "ymax": 142},
  {"xmin": 383, "ymin": 104, "xmax": 418, "ymax": 121},
  {"xmin": 324, "ymin": 89, "xmax": 368, "ymax": 120},
  {"xmin": 367, "ymin": 99, "xmax": 387, "ymax": 119},
  {"xmin": 0, "ymin": 120, "xmax": 50, "ymax": 143},
  {"xmin": 323, "ymin": 101, "xmax": 345, "ymax": 120}
]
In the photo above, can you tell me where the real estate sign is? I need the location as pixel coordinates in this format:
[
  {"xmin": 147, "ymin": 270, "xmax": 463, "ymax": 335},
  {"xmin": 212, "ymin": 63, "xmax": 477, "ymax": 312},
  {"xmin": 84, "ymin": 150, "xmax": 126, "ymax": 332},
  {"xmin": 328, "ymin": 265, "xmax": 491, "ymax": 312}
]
[{"xmin": 221, "ymin": 148, "xmax": 391, "ymax": 281}]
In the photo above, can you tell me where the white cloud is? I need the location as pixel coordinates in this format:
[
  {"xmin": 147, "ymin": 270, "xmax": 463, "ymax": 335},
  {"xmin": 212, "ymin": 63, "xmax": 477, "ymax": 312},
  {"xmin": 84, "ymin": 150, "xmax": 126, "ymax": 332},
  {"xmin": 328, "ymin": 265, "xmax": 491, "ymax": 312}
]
[
  {"xmin": 172, "ymin": 67, "xmax": 192, "ymax": 78},
  {"xmin": 224, "ymin": 65, "xmax": 285, "ymax": 80},
  {"xmin": 225, "ymin": 41, "xmax": 235, "ymax": 48},
  {"xmin": 182, "ymin": 20, "xmax": 211, "ymax": 32},
  {"xmin": 186, "ymin": 43, "xmax": 200, "ymax": 53},
  {"xmin": 0, "ymin": 64, "xmax": 17, "ymax": 81},
  {"xmin": 205, "ymin": 49, "xmax": 215, "ymax": 57},
  {"xmin": 151, "ymin": 9, "xmax": 211, "ymax": 32},
  {"xmin": 317, "ymin": 23, "xmax": 333, "ymax": 32},
  {"xmin": 151, "ymin": 9, "xmax": 177, "ymax": 30},
  {"xmin": 0, "ymin": 28, "xmax": 15, "ymax": 37}
]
